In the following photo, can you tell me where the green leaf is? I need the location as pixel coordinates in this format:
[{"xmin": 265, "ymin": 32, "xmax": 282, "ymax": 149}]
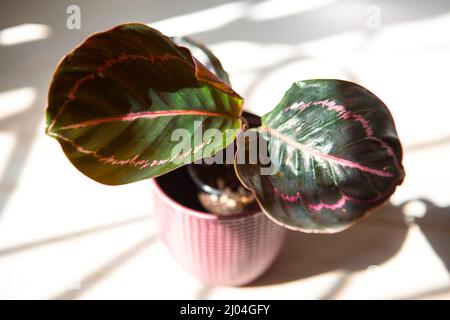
[
  {"xmin": 234, "ymin": 79, "xmax": 405, "ymax": 233},
  {"xmin": 45, "ymin": 23, "xmax": 243, "ymax": 185}
]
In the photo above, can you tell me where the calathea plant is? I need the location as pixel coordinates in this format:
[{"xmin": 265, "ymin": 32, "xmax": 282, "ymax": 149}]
[{"xmin": 45, "ymin": 23, "xmax": 405, "ymax": 233}]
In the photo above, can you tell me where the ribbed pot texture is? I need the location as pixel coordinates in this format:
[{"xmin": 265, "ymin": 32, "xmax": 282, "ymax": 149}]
[{"xmin": 151, "ymin": 179, "xmax": 287, "ymax": 286}]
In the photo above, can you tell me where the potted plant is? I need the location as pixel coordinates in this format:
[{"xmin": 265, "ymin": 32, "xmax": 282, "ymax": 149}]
[{"xmin": 45, "ymin": 23, "xmax": 405, "ymax": 286}]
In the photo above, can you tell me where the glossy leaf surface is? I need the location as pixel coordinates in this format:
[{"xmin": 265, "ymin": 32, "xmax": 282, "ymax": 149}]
[
  {"xmin": 46, "ymin": 23, "xmax": 243, "ymax": 185},
  {"xmin": 235, "ymin": 80, "xmax": 405, "ymax": 233}
]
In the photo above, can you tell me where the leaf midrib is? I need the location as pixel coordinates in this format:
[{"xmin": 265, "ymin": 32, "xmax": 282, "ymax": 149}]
[
  {"xmin": 260, "ymin": 125, "xmax": 393, "ymax": 178},
  {"xmin": 55, "ymin": 109, "xmax": 240, "ymax": 131}
]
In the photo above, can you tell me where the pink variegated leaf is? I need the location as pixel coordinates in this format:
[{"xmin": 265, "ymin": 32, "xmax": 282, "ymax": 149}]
[
  {"xmin": 235, "ymin": 80, "xmax": 405, "ymax": 233},
  {"xmin": 45, "ymin": 23, "xmax": 243, "ymax": 185}
]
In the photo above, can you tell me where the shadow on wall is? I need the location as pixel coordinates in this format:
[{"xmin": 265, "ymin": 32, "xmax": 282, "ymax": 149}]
[
  {"xmin": 249, "ymin": 198, "xmax": 450, "ymax": 289},
  {"xmin": 192, "ymin": 0, "xmax": 450, "ymax": 45},
  {"xmin": 415, "ymin": 199, "xmax": 450, "ymax": 274}
]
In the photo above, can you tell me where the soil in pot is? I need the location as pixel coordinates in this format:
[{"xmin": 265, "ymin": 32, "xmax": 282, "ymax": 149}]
[
  {"xmin": 156, "ymin": 163, "xmax": 259, "ymax": 216},
  {"xmin": 156, "ymin": 111, "xmax": 262, "ymax": 216},
  {"xmin": 155, "ymin": 165, "xmax": 205, "ymax": 212}
]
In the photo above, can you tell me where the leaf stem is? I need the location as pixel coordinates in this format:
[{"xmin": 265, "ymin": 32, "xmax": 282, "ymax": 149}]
[{"xmin": 240, "ymin": 115, "xmax": 249, "ymax": 131}]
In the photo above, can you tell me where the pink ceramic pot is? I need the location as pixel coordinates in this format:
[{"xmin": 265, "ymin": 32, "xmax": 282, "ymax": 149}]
[{"xmin": 151, "ymin": 179, "xmax": 287, "ymax": 286}]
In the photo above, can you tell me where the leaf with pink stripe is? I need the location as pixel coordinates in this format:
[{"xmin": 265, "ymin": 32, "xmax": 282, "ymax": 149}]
[
  {"xmin": 235, "ymin": 79, "xmax": 405, "ymax": 233},
  {"xmin": 45, "ymin": 23, "xmax": 243, "ymax": 185}
]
